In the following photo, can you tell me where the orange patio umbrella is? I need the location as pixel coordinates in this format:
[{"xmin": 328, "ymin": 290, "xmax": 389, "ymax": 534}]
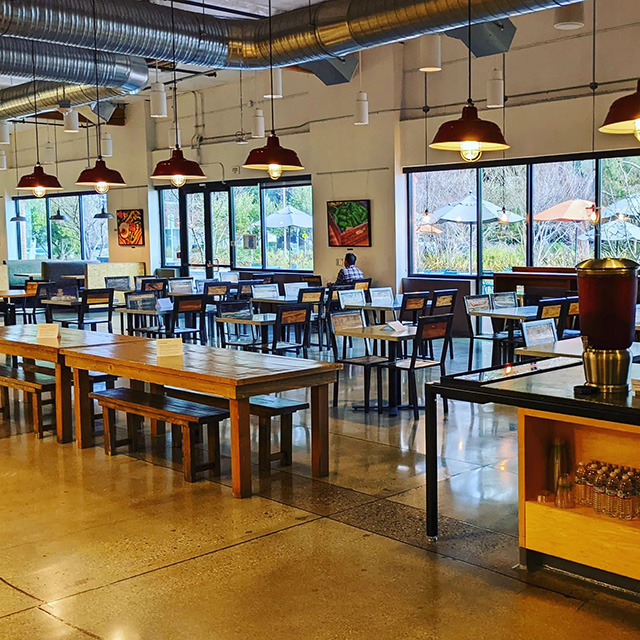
[
  {"xmin": 534, "ymin": 199, "xmax": 596, "ymax": 222},
  {"xmin": 416, "ymin": 223, "xmax": 443, "ymax": 234}
]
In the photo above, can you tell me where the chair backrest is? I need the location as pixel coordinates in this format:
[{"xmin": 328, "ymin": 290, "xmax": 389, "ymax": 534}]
[
  {"xmin": 25, "ymin": 280, "xmax": 40, "ymax": 297},
  {"xmin": 284, "ymin": 281, "xmax": 309, "ymax": 299},
  {"xmin": 50, "ymin": 283, "xmax": 79, "ymax": 301},
  {"xmin": 328, "ymin": 310, "xmax": 366, "ymax": 358},
  {"xmin": 168, "ymin": 278, "xmax": 194, "ymax": 294},
  {"xmin": 410, "ymin": 313, "xmax": 454, "ymax": 368},
  {"xmin": 219, "ymin": 271, "xmax": 239, "ymax": 283},
  {"xmin": 352, "ymin": 278, "xmax": 372, "ymax": 291},
  {"xmin": 252, "ymin": 283, "xmax": 280, "ymax": 299},
  {"xmin": 399, "ymin": 291, "xmax": 429, "ymax": 323},
  {"xmin": 464, "ymin": 294, "xmax": 491, "ymax": 314},
  {"xmin": 204, "ymin": 281, "xmax": 230, "ymax": 299},
  {"xmin": 174, "ymin": 294, "xmax": 205, "ymax": 314},
  {"xmin": 338, "ymin": 288, "xmax": 366, "ymax": 309},
  {"xmin": 125, "ymin": 291, "xmax": 157, "ymax": 310},
  {"xmin": 135, "ymin": 275, "xmax": 156, "ymax": 290},
  {"xmin": 255, "ymin": 274, "xmax": 274, "ymax": 284},
  {"xmin": 82, "ymin": 288, "xmax": 113, "ymax": 306},
  {"xmin": 142, "ymin": 278, "xmax": 168, "ymax": 296},
  {"xmin": 566, "ymin": 296, "xmax": 579, "ymax": 318},
  {"xmin": 216, "ymin": 299, "xmax": 251, "ymax": 317},
  {"xmin": 522, "ymin": 318, "xmax": 558, "ymax": 347},
  {"xmin": 302, "ymin": 274, "xmax": 322, "ymax": 286},
  {"xmin": 430, "ymin": 289, "xmax": 457, "ymax": 315},
  {"xmin": 369, "ymin": 287, "xmax": 394, "ymax": 307},
  {"xmin": 236, "ymin": 279, "xmax": 263, "ymax": 298},
  {"xmin": 298, "ymin": 286, "xmax": 325, "ymax": 304},
  {"xmin": 491, "ymin": 291, "xmax": 518, "ymax": 309},
  {"xmin": 536, "ymin": 297, "xmax": 565, "ymax": 321},
  {"xmin": 35, "ymin": 281, "xmax": 55, "ymax": 302},
  {"xmin": 274, "ymin": 304, "xmax": 311, "ymax": 348},
  {"xmin": 105, "ymin": 276, "xmax": 132, "ymax": 291}
]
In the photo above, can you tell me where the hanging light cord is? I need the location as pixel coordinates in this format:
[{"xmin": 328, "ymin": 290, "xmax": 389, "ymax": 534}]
[
  {"xmin": 239, "ymin": 70, "xmax": 244, "ymax": 132},
  {"xmin": 590, "ymin": 0, "xmax": 598, "ymax": 152},
  {"xmin": 269, "ymin": 0, "xmax": 276, "ymax": 136},
  {"xmin": 424, "ymin": 72, "xmax": 430, "ymax": 210},
  {"xmin": 502, "ymin": 53, "xmax": 507, "ymax": 160},
  {"xmin": 92, "ymin": 0, "xmax": 102, "ymax": 159},
  {"xmin": 359, "ymin": 50, "xmax": 363, "ymax": 92},
  {"xmin": 467, "ymin": 0, "xmax": 473, "ymax": 105},
  {"xmin": 171, "ymin": 0, "xmax": 180, "ymax": 149},
  {"xmin": 30, "ymin": 40, "xmax": 41, "ymax": 165}
]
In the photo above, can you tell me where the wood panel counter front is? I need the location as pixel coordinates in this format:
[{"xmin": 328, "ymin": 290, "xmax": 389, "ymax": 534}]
[{"xmin": 61, "ymin": 342, "xmax": 341, "ymax": 498}]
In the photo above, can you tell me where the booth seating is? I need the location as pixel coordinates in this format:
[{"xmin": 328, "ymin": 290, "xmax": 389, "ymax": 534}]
[{"xmin": 89, "ymin": 388, "xmax": 230, "ymax": 482}]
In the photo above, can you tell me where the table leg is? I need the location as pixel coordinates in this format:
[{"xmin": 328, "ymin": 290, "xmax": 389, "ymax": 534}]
[
  {"xmin": 388, "ymin": 342, "xmax": 399, "ymax": 416},
  {"xmin": 149, "ymin": 383, "xmax": 166, "ymax": 435},
  {"xmin": 261, "ymin": 324, "xmax": 269, "ymax": 354},
  {"xmin": 55, "ymin": 361, "xmax": 73, "ymax": 444},
  {"xmin": 311, "ymin": 383, "xmax": 329, "ymax": 477},
  {"xmin": 73, "ymin": 368, "xmax": 94, "ymax": 449},
  {"xmin": 230, "ymin": 398, "xmax": 252, "ymax": 498},
  {"xmin": 425, "ymin": 384, "xmax": 438, "ymax": 539}
]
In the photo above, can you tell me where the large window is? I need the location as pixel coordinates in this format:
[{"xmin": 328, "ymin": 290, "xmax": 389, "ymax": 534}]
[
  {"xmin": 159, "ymin": 178, "xmax": 313, "ymax": 271},
  {"xmin": 14, "ymin": 192, "xmax": 108, "ymax": 261},
  {"xmin": 407, "ymin": 151, "xmax": 640, "ymax": 276}
]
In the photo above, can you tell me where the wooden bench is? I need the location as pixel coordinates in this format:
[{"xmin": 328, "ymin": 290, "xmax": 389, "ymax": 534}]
[
  {"xmin": 164, "ymin": 388, "xmax": 309, "ymax": 470},
  {"xmin": 0, "ymin": 365, "xmax": 56, "ymax": 438},
  {"xmin": 88, "ymin": 388, "xmax": 230, "ymax": 482}
]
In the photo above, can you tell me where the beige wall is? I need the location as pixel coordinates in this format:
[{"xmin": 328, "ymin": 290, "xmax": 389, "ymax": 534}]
[{"xmin": 0, "ymin": 0, "xmax": 638, "ymax": 288}]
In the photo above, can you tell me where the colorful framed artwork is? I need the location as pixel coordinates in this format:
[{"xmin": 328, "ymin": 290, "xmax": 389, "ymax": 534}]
[
  {"xmin": 117, "ymin": 209, "xmax": 145, "ymax": 246},
  {"xmin": 327, "ymin": 200, "xmax": 371, "ymax": 247}
]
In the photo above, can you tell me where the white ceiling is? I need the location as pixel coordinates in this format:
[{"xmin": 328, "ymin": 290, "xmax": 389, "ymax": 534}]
[{"xmin": 151, "ymin": 0, "xmax": 321, "ymax": 18}]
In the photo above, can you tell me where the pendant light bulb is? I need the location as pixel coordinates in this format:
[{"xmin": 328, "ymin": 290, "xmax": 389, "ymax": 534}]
[
  {"xmin": 150, "ymin": 82, "xmax": 168, "ymax": 118},
  {"xmin": 354, "ymin": 91, "xmax": 369, "ymax": 126},
  {"xmin": 264, "ymin": 68, "xmax": 282, "ymax": 99},
  {"xmin": 94, "ymin": 181, "xmax": 109, "ymax": 194},
  {"xmin": 33, "ymin": 186, "xmax": 47, "ymax": 198},
  {"xmin": 419, "ymin": 35, "xmax": 442, "ymax": 73},
  {"xmin": 171, "ymin": 174, "xmax": 187, "ymax": 188},
  {"xmin": 0, "ymin": 122, "xmax": 10, "ymax": 145},
  {"xmin": 63, "ymin": 109, "xmax": 80, "ymax": 133},
  {"xmin": 267, "ymin": 164, "xmax": 283, "ymax": 180},
  {"xmin": 252, "ymin": 108, "xmax": 265, "ymax": 138},
  {"xmin": 499, "ymin": 206, "xmax": 509, "ymax": 224},
  {"xmin": 460, "ymin": 141, "xmax": 483, "ymax": 163},
  {"xmin": 0, "ymin": 149, "xmax": 6, "ymax": 171}
]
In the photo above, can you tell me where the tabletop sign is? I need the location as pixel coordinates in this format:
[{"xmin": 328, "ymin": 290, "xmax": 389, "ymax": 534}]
[
  {"xmin": 156, "ymin": 338, "xmax": 183, "ymax": 358},
  {"xmin": 155, "ymin": 297, "xmax": 173, "ymax": 312},
  {"xmin": 37, "ymin": 323, "xmax": 61, "ymax": 340},
  {"xmin": 385, "ymin": 320, "xmax": 406, "ymax": 332}
]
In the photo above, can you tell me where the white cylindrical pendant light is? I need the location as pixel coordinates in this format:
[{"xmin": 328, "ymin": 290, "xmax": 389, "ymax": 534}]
[
  {"xmin": 0, "ymin": 122, "xmax": 10, "ymax": 145},
  {"xmin": 419, "ymin": 35, "xmax": 442, "ymax": 73},
  {"xmin": 354, "ymin": 91, "xmax": 369, "ymax": 125},
  {"xmin": 252, "ymin": 108, "xmax": 265, "ymax": 138},
  {"xmin": 64, "ymin": 109, "xmax": 80, "ymax": 133},
  {"xmin": 264, "ymin": 68, "xmax": 282, "ymax": 99},
  {"xmin": 554, "ymin": 3, "xmax": 585, "ymax": 30},
  {"xmin": 101, "ymin": 131, "xmax": 113, "ymax": 157},
  {"xmin": 150, "ymin": 82, "xmax": 168, "ymax": 118},
  {"xmin": 486, "ymin": 68, "xmax": 504, "ymax": 108},
  {"xmin": 0, "ymin": 150, "xmax": 6, "ymax": 171},
  {"xmin": 42, "ymin": 141, "xmax": 56, "ymax": 165}
]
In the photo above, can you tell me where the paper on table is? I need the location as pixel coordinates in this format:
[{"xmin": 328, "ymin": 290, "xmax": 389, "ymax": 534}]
[
  {"xmin": 156, "ymin": 338, "xmax": 183, "ymax": 358},
  {"xmin": 37, "ymin": 323, "xmax": 61, "ymax": 340},
  {"xmin": 386, "ymin": 320, "xmax": 406, "ymax": 332}
]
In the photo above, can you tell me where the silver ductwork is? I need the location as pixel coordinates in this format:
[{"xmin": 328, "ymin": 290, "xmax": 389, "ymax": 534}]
[{"xmin": 0, "ymin": 0, "xmax": 582, "ymax": 69}]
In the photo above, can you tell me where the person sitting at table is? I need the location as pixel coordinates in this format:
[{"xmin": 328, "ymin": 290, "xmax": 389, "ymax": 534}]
[{"xmin": 333, "ymin": 252, "xmax": 364, "ymax": 286}]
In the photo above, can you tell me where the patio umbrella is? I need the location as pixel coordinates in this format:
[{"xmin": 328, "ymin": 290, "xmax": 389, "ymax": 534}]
[
  {"xmin": 534, "ymin": 199, "xmax": 597, "ymax": 264},
  {"xmin": 601, "ymin": 193, "xmax": 640, "ymax": 220},
  {"xmin": 433, "ymin": 193, "xmax": 521, "ymax": 273},
  {"xmin": 416, "ymin": 223, "xmax": 443, "ymax": 234},
  {"xmin": 264, "ymin": 204, "xmax": 313, "ymax": 228},
  {"xmin": 578, "ymin": 219, "xmax": 640, "ymax": 242}
]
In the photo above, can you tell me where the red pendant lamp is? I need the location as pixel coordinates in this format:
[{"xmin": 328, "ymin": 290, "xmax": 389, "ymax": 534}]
[
  {"xmin": 243, "ymin": 0, "xmax": 304, "ymax": 180},
  {"xmin": 76, "ymin": 0, "xmax": 126, "ymax": 194},
  {"xmin": 430, "ymin": 0, "xmax": 509, "ymax": 162},
  {"xmin": 599, "ymin": 80, "xmax": 640, "ymax": 141},
  {"xmin": 151, "ymin": 0, "xmax": 205, "ymax": 187},
  {"xmin": 16, "ymin": 42, "xmax": 63, "ymax": 198}
]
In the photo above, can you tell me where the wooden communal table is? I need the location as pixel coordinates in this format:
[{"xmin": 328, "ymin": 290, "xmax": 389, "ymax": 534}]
[
  {"xmin": 0, "ymin": 326, "xmax": 147, "ymax": 445},
  {"xmin": 61, "ymin": 342, "xmax": 342, "ymax": 498},
  {"xmin": 333, "ymin": 324, "xmax": 416, "ymax": 415}
]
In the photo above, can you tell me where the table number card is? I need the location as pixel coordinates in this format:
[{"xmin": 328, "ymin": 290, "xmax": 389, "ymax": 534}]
[
  {"xmin": 386, "ymin": 320, "xmax": 406, "ymax": 332},
  {"xmin": 37, "ymin": 323, "xmax": 61, "ymax": 340},
  {"xmin": 156, "ymin": 338, "xmax": 184, "ymax": 358}
]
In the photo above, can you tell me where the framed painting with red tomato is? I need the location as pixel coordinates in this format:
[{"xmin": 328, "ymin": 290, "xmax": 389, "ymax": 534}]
[{"xmin": 116, "ymin": 209, "xmax": 145, "ymax": 246}]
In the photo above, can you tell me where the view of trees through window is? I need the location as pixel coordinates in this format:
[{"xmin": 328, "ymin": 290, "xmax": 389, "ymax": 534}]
[
  {"xmin": 15, "ymin": 193, "xmax": 108, "ymax": 260},
  {"xmin": 409, "ymin": 153, "xmax": 640, "ymax": 275}
]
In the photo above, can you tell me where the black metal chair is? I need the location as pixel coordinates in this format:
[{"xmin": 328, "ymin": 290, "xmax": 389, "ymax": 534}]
[
  {"xmin": 216, "ymin": 300, "xmax": 260, "ymax": 349},
  {"xmin": 138, "ymin": 294, "xmax": 206, "ymax": 343},
  {"xmin": 254, "ymin": 304, "xmax": 311, "ymax": 358},
  {"xmin": 463, "ymin": 294, "xmax": 507, "ymax": 369},
  {"xmin": 61, "ymin": 288, "xmax": 115, "ymax": 332},
  {"xmin": 297, "ymin": 286, "xmax": 326, "ymax": 349},
  {"xmin": 301, "ymin": 274, "xmax": 323, "ymax": 286},
  {"xmin": 429, "ymin": 289, "xmax": 457, "ymax": 358}
]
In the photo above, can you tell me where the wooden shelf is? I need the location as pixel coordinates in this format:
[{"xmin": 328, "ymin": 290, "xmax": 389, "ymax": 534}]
[{"xmin": 525, "ymin": 500, "xmax": 640, "ymax": 580}]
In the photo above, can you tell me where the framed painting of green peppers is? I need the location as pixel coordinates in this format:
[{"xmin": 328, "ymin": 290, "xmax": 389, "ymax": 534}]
[{"xmin": 327, "ymin": 200, "xmax": 371, "ymax": 247}]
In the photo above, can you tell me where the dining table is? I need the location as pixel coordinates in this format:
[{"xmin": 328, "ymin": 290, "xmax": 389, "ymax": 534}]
[
  {"xmin": 0, "ymin": 326, "xmax": 147, "ymax": 445},
  {"xmin": 516, "ymin": 337, "xmax": 640, "ymax": 360},
  {"xmin": 332, "ymin": 323, "xmax": 416, "ymax": 415},
  {"xmin": 61, "ymin": 341, "xmax": 341, "ymax": 498}
]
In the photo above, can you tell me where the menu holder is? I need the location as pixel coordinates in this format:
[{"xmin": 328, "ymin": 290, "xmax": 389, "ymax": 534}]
[
  {"xmin": 155, "ymin": 298, "xmax": 173, "ymax": 312},
  {"xmin": 385, "ymin": 320, "xmax": 406, "ymax": 332},
  {"xmin": 156, "ymin": 338, "xmax": 184, "ymax": 360},
  {"xmin": 37, "ymin": 323, "xmax": 61, "ymax": 340}
]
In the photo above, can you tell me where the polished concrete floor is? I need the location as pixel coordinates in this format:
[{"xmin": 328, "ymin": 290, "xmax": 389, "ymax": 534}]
[{"xmin": 0, "ymin": 338, "xmax": 639, "ymax": 639}]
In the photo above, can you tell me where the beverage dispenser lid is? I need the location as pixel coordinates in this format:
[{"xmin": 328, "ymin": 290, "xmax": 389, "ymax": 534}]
[{"xmin": 576, "ymin": 257, "xmax": 639, "ymax": 274}]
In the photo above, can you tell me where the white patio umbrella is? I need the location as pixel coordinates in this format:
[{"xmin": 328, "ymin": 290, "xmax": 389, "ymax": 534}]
[
  {"xmin": 601, "ymin": 193, "xmax": 640, "ymax": 220},
  {"xmin": 264, "ymin": 204, "xmax": 313, "ymax": 228},
  {"xmin": 433, "ymin": 193, "xmax": 523, "ymax": 273},
  {"xmin": 578, "ymin": 219, "xmax": 640, "ymax": 242}
]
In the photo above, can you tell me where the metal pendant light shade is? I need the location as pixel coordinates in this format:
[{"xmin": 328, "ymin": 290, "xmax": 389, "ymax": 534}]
[
  {"xmin": 486, "ymin": 68, "xmax": 504, "ymax": 109},
  {"xmin": 554, "ymin": 3, "xmax": 585, "ymax": 30},
  {"xmin": 600, "ymin": 79, "xmax": 640, "ymax": 141},
  {"xmin": 10, "ymin": 211, "xmax": 26, "ymax": 223},
  {"xmin": 419, "ymin": 35, "xmax": 442, "ymax": 73},
  {"xmin": 151, "ymin": 147, "xmax": 206, "ymax": 187},
  {"xmin": 150, "ymin": 82, "xmax": 168, "ymax": 118},
  {"xmin": 94, "ymin": 206, "xmax": 114, "ymax": 219},
  {"xmin": 430, "ymin": 104, "xmax": 509, "ymax": 162},
  {"xmin": 252, "ymin": 108, "xmax": 265, "ymax": 138},
  {"xmin": 63, "ymin": 109, "xmax": 80, "ymax": 133},
  {"xmin": 0, "ymin": 150, "xmax": 6, "ymax": 171},
  {"xmin": 243, "ymin": 134, "xmax": 304, "ymax": 181},
  {"xmin": 354, "ymin": 91, "xmax": 369, "ymax": 125},
  {"xmin": 77, "ymin": 158, "xmax": 126, "ymax": 193},
  {"xmin": 0, "ymin": 122, "xmax": 10, "ymax": 145},
  {"xmin": 17, "ymin": 164, "xmax": 63, "ymax": 198},
  {"xmin": 50, "ymin": 208, "xmax": 68, "ymax": 222}
]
